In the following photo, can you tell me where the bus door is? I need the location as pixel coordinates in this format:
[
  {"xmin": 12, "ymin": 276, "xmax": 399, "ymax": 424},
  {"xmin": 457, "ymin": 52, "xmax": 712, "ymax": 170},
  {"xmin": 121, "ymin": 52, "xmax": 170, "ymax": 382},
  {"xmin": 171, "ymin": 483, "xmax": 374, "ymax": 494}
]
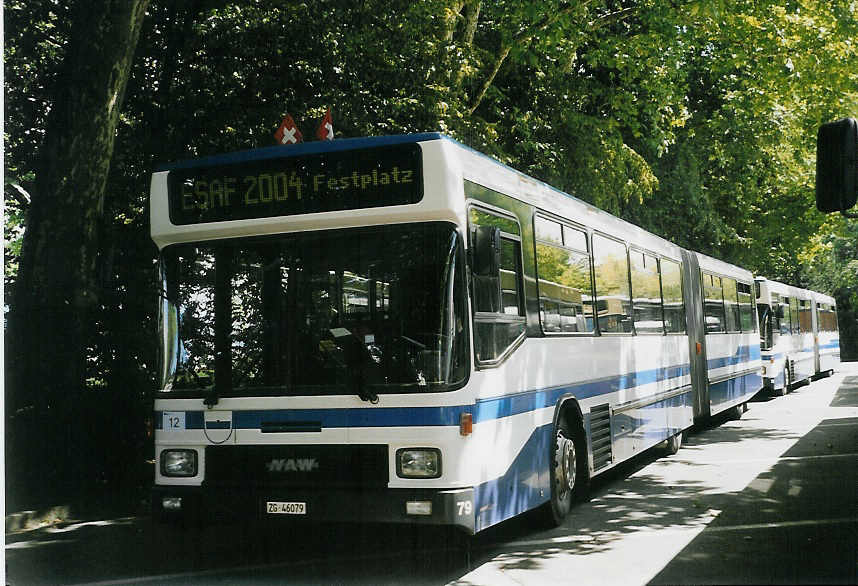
[
  {"xmin": 681, "ymin": 249, "xmax": 709, "ymax": 421},
  {"xmin": 811, "ymin": 299, "xmax": 821, "ymax": 373}
]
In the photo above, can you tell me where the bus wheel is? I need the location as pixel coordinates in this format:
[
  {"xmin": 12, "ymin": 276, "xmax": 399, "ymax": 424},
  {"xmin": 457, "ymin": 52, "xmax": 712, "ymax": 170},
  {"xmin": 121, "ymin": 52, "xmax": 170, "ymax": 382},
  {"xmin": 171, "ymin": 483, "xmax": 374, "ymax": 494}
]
[
  {"xmin": 730, "ymin": 403, "xmax": 743, "ymax": 420},
  {"xmin": 776, "ymin": 364, "xmax": 790, "ymax": 396},
  {"xmin": 546, "ymin": 414, "xmax": 586, "ymax": 526},
  {"xmin": 664, "ymin": 431, "xmax": 683, "ymax": 455}
]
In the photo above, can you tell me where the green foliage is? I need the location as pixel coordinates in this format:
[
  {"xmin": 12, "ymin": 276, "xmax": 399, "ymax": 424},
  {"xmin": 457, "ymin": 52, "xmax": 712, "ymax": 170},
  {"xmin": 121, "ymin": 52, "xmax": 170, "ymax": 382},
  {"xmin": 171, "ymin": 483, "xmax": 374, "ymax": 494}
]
[
  {"xmin": 801, "ymin": 219, "xmax": 858, "ymax": 360},
  {"xmin": 3, "ymin": 0, "xmax": 70, "ymax": 286},
  {"xmin": 4, "ymin": 0, "xmax": 858, "ymax": 507}
]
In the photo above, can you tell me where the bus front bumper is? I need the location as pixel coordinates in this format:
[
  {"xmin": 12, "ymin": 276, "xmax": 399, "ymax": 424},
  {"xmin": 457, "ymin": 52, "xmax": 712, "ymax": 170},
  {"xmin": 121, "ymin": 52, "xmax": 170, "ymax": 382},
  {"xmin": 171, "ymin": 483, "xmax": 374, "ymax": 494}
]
[{"xmin": 152, "ymin": 485, "xmax": 476, "ymax": 534}]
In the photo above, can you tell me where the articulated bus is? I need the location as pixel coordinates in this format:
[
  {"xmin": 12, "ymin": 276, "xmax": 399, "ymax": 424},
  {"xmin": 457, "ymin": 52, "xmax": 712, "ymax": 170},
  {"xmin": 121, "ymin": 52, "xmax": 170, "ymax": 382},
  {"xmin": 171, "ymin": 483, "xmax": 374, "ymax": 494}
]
[
  {"xmin": 150, "ymin": 133, "xmax": 764, "ymax": 534},
  {"xmin": 812, "ymin": 291, "xmax": 840, "ymax": 377},
  {"xmin": 755, "ymin": 278, "xmax": 840, "ymax": 394}
]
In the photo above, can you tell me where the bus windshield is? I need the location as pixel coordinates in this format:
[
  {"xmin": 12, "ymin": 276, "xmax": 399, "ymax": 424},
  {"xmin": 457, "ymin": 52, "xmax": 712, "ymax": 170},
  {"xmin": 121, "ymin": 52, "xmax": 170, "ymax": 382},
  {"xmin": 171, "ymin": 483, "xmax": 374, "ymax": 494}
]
[{"xmin": 158, "ymin": 222, "xmax": 468, "ymax": 398}]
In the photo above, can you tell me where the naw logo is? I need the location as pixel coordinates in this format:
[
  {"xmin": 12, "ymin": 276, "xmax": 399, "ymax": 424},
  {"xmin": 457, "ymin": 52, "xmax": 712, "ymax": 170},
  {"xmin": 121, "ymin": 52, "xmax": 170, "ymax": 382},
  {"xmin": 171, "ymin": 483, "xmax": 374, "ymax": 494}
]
[{"xmin": 266, "ymin": 458, "xmax": 319, "ymax": 473}]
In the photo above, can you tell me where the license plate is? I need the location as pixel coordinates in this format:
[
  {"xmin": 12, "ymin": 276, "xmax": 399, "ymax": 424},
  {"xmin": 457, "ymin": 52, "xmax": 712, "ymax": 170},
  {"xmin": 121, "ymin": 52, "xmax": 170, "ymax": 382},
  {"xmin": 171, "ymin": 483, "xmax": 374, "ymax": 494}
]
[{"xmin": 266, "ymin": 501, "xmax": 307, "ymax": 515}]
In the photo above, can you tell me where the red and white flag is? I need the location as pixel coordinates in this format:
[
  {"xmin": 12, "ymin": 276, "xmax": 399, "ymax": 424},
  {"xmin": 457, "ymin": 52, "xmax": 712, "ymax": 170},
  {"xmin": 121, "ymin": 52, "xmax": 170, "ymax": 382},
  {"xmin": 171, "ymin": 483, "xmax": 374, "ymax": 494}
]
[
  {"xmin": 274, "ymin": 114, "xmax": 303, "ymax": 145},
  {"xmin": 316, "ymin": 108, "xmax": 334, "ymax": 141}
]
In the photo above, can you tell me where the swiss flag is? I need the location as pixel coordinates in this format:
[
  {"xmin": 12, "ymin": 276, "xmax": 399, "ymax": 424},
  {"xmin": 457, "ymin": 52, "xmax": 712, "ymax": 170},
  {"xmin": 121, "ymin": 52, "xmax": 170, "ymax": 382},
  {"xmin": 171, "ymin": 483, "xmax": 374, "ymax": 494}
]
[
  {"xmin": 274, "ymin": 114, "xmax": 303, "ymax": 145},
  {"xmin": 316, "ymin": 108, "xmax": 334, "ymax": 141}
]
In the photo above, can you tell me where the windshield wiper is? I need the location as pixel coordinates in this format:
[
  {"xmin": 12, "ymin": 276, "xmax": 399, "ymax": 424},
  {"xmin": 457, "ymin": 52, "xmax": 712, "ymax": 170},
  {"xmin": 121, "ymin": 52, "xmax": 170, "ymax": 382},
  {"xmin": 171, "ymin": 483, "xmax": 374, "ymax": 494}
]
[
  {"xmin": 350, "ymin": 368, "xmax": 378, "ymax": 404},
  {"xmin": 329, "ymin": 328, "xmax": 379, "ymax": 404},
  {"xmin": 204, "ymin": 387, "xmax": 220, "ymax": 407}
]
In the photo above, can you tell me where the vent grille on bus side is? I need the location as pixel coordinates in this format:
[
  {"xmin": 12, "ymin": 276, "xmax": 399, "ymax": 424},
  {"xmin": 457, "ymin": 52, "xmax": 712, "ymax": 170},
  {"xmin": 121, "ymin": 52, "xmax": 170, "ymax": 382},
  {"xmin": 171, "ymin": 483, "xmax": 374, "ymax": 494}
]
[
  {"xmin": 590, "ymin": 404, "xmax": 613, "ymax": 470},
  {"xmin": 204, "ymin": 445, "xmax": 389, "ymax": 489}
]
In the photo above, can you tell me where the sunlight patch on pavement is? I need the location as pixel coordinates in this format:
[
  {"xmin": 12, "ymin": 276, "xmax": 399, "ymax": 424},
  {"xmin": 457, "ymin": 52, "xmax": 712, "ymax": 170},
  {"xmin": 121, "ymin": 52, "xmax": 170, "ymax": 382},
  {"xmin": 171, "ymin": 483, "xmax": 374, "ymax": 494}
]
[
  {"xmin": 6, "ymin": 539, "xmax": 72, "ymax": 550},
  {"xmin": 45, "ymin": 517, "xmax": 137, "ymax": 534},
  {"xmin": 449, "ymin": 371, "xmax": 854, "ymax": 586}
]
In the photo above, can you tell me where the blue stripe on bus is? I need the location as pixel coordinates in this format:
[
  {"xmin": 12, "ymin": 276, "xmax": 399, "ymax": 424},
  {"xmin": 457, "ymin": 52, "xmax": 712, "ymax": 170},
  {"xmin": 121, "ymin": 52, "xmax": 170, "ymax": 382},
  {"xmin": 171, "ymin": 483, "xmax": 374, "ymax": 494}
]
[
  {"xmin": 706, "ymin": 344, "xmax": 760, "ymax": 370},
  {"xmin": 474, "ymin": 423, "xmax": 552, "ymax": 532},
  {"xmin": 474, "ymin": 386, "xmax": 694, "ymax": 532},
  {"xmin": 709, "ymin": 371, "xmax": 762, "ymax": 414},
  {"xmin": 474, "ymin": 364, "xmax": 690, "ymax": 423},
  {"xmin": 165, "ymin": 362, "xmax": 691, "ymax": 430},
  {"xmin": 187, "ymin": 411, "xmax": 204, "ymax": 429},
  {"xmin": 156, "ymin": 133, "xmax": 445, "ymax": 172},
  {"xmin": 229, "ymin": 406, "xmax": 467, "ymax": 429}
]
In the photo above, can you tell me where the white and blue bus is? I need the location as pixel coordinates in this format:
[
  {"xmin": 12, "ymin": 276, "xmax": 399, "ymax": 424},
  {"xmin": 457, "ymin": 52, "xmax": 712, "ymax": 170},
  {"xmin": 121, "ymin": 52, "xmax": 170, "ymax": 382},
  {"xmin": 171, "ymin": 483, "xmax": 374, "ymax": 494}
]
[
  {"xmin": 812, "ymin": 291, "xmax": 840, "ymax": 377},
  {"xmin": 150, "ymin": 133, "xmax": 762, "ymax": 534},
  {"xmin": 755, "ymin": 278, "xmax": 827, "ymax": 394}
]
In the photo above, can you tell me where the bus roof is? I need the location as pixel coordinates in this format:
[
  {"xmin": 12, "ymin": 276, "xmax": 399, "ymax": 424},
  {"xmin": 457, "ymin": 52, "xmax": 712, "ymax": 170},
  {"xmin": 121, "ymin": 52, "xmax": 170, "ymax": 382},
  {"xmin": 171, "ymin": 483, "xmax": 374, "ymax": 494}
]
[{"xmin": 156, "ymin": 133, "xmax": 446, "ymax": 172}]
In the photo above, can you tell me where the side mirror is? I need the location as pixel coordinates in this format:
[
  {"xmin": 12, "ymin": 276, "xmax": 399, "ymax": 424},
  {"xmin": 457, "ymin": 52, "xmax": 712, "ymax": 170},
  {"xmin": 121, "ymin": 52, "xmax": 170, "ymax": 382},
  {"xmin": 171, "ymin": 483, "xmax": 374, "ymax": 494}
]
[
  {"xmin": 472, "ymin": 225, "xmax": 501, "ymax": 277},
  {"xmin": 816, "ymin": 118, "xmax": 857, "ymax": 215},
  {"xmin": 775, "ymin": 305, "xmax": 785, "ymax": 319},
  {"xmin": 471, "ymin": 226, "xmax": 501, "ymax": 313}
]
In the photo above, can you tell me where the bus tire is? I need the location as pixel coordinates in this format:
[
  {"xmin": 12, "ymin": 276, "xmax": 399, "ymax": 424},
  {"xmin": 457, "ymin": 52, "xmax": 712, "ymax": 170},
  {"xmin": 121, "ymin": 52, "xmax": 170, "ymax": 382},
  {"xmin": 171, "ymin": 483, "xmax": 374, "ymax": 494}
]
[
  {"xmin": 730, "ymin": 402, "xmax": 743, "ymax": 420},
  {"xmin": 664, "ymin": 431, "xmax": 683, "ymax": 455},
  {"xmin": 544, "ymin": 412, "xmax": 587, "ymax": 527},
  {"xmin": 776, "ymin": 363, "xmax": 790, "ymax": 396}
]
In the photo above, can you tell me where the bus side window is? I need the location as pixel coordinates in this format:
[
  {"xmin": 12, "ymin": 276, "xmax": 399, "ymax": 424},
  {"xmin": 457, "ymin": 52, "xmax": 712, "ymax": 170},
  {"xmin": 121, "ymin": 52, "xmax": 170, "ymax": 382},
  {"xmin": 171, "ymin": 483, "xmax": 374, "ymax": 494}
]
[
  {"xmin": 789, "ymin": 297, "xmax": 800, "ymax": 334},
  {"xmin": 629, "ymin": 250, "xmax": 664, "ymax": 334},
  {"xmin": 822, "ymin": 304, "xmax": 837, "ymax": 332},
  {"xmin": 737, "ymin": 282, "xmax": 755, "ymax": 332},
  {"xmin": 661, "ymin": 258, "xmax": 685, "ymax": 333},
  {"xmin": 703, "ymin": 272, "xmax": 726, "ymax": 333},
  {"xmin": 780, "ymin": 296, "xmax": 792, "ymax": 335},
  {"xmin": 592, "ymin": 234, "xmax": 632, "ymax": 333},
  {"xmin": 468, "ymin": 205, "xmax": 526, "ymax": 364},
  {"xmin": 722, "ymin": 277, "xmax": 740, "ymax": 332},
  {"xmin": 799, "ymin": 299, "xmax": 811, "ymax": 333},
  {"xmin": 534, "ymin": 216, "xmax": 594, "ymax": 334},
  {"xmin": 500, "ymin": 237, "xmax": 523, "ymax": 316}
]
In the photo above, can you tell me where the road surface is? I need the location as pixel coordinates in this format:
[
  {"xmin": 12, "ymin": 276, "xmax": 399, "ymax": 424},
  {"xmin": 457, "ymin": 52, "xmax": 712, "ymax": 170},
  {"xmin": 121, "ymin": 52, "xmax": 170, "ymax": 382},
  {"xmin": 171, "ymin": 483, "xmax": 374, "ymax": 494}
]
[{"xmin": 6, "ymin": 363, "xmax": 857, "ymax": 585}]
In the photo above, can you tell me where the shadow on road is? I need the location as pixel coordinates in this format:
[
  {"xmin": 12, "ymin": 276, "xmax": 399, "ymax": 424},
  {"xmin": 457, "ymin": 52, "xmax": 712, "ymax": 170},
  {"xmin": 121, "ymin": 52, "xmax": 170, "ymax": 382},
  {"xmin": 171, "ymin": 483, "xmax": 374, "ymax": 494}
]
[
  {"xmin": 449, "ymin": 376, "xmax": 858, "ymax": 585},
  {"xmin": 7, "ymin": 517, "xmax": 476, "ymax": 585},
  {"xmin": 648, "ymin": 377, "xmax": 858, "ymax": 585},
  {"xmin": 830, "ymin": 375, "xmax": 858, "ymax": 407}
]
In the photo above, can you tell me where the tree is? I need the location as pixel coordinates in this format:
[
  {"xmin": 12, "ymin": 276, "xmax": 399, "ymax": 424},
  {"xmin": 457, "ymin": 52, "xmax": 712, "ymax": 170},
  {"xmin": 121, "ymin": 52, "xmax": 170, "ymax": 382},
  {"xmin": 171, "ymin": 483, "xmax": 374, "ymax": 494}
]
[
  {"xmin": 6, "ymin": 0, "xmax": 150, "ymax": 505},
  {"xmin": 5, "ymin": 0, "xmax": 856, "ymax": 509},
  {"xmin": 802, "ymin": 219, "xmax": 858, "ymax": 361}
]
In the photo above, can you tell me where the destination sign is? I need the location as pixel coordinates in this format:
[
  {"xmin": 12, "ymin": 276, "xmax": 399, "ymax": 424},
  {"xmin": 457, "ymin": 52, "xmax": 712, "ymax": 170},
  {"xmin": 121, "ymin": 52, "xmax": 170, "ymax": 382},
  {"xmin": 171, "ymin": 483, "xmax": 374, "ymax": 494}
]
[{"xmin": 167, "ymin": 143, "xmax": 423, "ymax": 225}]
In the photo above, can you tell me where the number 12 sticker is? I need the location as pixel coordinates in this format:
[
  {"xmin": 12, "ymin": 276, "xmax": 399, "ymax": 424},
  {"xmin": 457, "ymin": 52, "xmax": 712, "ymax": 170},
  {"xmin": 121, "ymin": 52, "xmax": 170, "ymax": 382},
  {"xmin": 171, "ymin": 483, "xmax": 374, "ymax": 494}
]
[{"xmin": 163, "ymin": 411, "xmax": 185, "ymax": 431}]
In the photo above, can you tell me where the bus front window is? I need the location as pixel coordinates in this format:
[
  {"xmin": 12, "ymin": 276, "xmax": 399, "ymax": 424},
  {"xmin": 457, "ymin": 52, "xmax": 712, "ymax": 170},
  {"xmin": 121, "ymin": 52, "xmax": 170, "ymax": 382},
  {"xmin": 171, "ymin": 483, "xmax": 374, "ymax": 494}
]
[{"xmin": 158, "ymin": 223, "xmax": 468, "ymax": 397}]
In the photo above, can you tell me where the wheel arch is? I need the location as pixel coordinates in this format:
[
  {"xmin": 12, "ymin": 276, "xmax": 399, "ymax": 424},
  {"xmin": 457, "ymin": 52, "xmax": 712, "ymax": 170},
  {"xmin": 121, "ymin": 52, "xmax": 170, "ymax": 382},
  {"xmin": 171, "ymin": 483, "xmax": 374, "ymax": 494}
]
[
  {"xmin": 551, "ymin": 393, "xmax": 584, "ymax": 430},
  {"xmin": 550, "ymin": 394, "xmax": 590, "ymax": 475}
]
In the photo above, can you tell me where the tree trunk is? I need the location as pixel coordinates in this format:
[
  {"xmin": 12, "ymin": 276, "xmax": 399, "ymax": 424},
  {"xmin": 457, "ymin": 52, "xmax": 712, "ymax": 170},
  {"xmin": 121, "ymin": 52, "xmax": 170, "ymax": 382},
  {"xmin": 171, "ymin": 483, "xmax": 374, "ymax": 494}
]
[{"xmin": 5, "ymin": 0, "xmax": 150, "ymax": 506}]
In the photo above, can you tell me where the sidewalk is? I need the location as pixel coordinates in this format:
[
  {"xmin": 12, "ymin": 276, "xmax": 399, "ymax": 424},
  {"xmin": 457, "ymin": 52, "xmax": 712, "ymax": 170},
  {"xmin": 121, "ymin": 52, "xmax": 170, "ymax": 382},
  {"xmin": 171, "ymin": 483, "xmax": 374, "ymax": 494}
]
[
  {"xmin": 651, "ymin": 373, "xmax": 858, "ymax": 584},
  {"xmin": 454, "ymin": 365, "xmax": 858, "ymax": 585},
  {"xmin": 6, "ymin": 505, "xmax": 76, "ymax": 534}
]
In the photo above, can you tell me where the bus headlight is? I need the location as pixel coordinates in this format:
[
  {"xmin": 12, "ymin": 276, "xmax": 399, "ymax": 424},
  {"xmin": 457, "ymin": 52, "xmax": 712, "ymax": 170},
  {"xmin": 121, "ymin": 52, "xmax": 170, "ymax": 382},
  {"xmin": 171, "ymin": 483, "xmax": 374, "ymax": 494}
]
[
  {"xmin": 397, "ymin": 448, "xmax": 441, "ymax": 478},
  {"xmin": 160, "ymin": 449, "xmax": 198, "ymax": 477}
]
